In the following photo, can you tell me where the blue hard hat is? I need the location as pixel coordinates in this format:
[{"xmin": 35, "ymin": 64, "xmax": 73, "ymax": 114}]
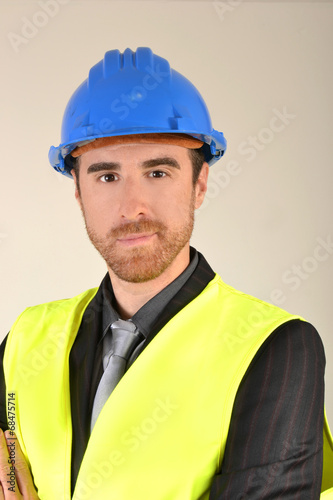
[{"xmin": 48, "ymin": 47, "xmax": 227, "ymax": 177}]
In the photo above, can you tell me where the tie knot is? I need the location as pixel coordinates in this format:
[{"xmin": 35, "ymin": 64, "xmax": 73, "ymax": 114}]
[
  {"xmin": 111, "ymin": 319, "xmax": 137, "ymax": 334},
  {"xmin": 108, "ymin": 319, "xmax": 142, "ymax": 360}
]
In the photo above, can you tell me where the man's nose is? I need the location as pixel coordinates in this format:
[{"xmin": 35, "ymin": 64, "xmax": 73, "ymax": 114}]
[{"xmin": 118, "ymin": 180, "xmax": 147, "ymax": 221}]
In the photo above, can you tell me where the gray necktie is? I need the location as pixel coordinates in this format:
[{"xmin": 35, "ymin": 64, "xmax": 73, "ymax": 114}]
[{"xmin": 90, "ymin": 319, "xmax": 142, "ymax": 431}]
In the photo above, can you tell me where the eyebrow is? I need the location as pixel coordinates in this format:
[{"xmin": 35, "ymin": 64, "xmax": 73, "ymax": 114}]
[
  {"xmin": 141, "ymin": 157, "xmax": 180, "ymax": 170},
  {"xmin": 87, "ymin": 162, "xmax": 120, "ymax": 174},
  {"xmin": 86, "ymin": 157, "xmax": 180, "ymax": 174}
]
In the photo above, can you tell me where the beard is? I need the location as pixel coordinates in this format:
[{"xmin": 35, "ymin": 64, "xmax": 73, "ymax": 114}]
[{"xmin": 82, "ymin": 195, "xmax": 196, "ymax": 283}]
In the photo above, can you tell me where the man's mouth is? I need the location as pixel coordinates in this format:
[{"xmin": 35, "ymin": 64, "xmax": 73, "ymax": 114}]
[{"xmin": 116, "ymin": 233, "xmax": 157, "ymax": 247}]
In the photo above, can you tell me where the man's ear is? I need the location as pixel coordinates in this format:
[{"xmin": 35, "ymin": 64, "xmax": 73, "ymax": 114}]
[
  {"xmin": 71, "ymin": 169, "xmax": 82, "ymax": 208},
  {"xmin": 194, "ymin": 162, "xmax": 209, "ymax": 209}
]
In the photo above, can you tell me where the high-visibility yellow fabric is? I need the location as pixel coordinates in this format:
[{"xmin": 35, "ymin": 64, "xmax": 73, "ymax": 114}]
[
  {"xmin": 4, "ymin": 275, "xmax": 333, "ymax": 499},
  {"xmin": 322, "ymin": 411, "xmax": 333, "ymax": 497}
]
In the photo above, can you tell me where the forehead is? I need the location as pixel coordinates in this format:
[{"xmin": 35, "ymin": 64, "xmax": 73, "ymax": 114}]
[{"xmin": 79, "ymin": 142, "xmax": 191, "ymax": 167}]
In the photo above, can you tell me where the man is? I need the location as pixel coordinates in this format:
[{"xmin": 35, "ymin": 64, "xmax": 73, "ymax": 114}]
[{"xmin": 0, "ymin": 47, "xmax": 332, "ymax": 499}]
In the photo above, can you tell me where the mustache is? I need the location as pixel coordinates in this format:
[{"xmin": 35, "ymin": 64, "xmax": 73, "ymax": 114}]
[{"xmin": 109, "ymin": 219, "xmax": 166, "ymax": 238}]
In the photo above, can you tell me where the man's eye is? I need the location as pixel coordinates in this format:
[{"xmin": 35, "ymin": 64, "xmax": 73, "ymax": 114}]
[
  {"xmin": 149, "ymin": 171, "xmax": 166, "ymax": 178},
  {"xmin": 100, "ymin": 173, "xmax": 118, "ymax": 183}
]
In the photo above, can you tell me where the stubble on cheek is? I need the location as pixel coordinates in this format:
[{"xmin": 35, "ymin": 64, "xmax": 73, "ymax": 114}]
[{"xmin": 81, "ymin": 202, "xmax": 195, "ymax": 283}]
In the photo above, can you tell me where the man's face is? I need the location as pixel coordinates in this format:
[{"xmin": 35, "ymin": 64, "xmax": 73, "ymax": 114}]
[{"xmin": 72, "ymin": 142, "xmax": 208, "ymax": 283}]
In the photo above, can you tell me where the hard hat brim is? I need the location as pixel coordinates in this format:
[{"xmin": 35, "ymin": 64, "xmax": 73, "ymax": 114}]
[{"xmin": 70, "ymin": 133, "xmax": 204, "ymax": 158}]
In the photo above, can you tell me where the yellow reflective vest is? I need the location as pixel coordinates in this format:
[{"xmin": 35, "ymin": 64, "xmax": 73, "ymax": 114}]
[{"xmin": 4, "ymin": 274, "xmax": 333, "ymax": 499}]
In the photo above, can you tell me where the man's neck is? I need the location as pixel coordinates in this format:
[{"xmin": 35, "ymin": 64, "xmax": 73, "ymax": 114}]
[{"xmin": 107, "ymin": 245, "xmax": 191, "ymax": 319}]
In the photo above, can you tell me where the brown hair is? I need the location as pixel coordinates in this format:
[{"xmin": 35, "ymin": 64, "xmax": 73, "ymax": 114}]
[{"xmin": 188, "ymin": 148, "xmax": 206, "ymax": 186}]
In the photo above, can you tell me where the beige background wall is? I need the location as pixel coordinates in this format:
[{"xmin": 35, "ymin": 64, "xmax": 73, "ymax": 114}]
[{"xmin": 1, "ymin": 1, "xmax": 332, "ymax": 421}]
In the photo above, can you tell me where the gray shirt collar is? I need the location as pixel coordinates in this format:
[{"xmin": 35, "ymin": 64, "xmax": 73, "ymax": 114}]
[{"xmin": 101, "ymin": 247, "xmax": 199, "ymax": 340}]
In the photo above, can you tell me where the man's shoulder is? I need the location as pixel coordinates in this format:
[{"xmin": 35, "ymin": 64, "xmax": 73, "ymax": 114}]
[
  {"xmin": 208, "ymin": 273, "xmax": 303, "ymax": 321},
  {"xmin": 10, "ymin": 287, "xmax": 100, "ymax": 331},
  {"xmin": 4, "ymin": 287, "xmax": 101, "ymax": 362},
  {"xmin": 209, "ymin": 274, "xmax": 326, "ymax": 362}
]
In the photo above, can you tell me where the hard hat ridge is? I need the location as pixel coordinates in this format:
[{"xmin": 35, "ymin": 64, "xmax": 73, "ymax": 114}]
[{"xmin": 48, "ymin": 47, "xmax": 227, "ymax": 177}]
